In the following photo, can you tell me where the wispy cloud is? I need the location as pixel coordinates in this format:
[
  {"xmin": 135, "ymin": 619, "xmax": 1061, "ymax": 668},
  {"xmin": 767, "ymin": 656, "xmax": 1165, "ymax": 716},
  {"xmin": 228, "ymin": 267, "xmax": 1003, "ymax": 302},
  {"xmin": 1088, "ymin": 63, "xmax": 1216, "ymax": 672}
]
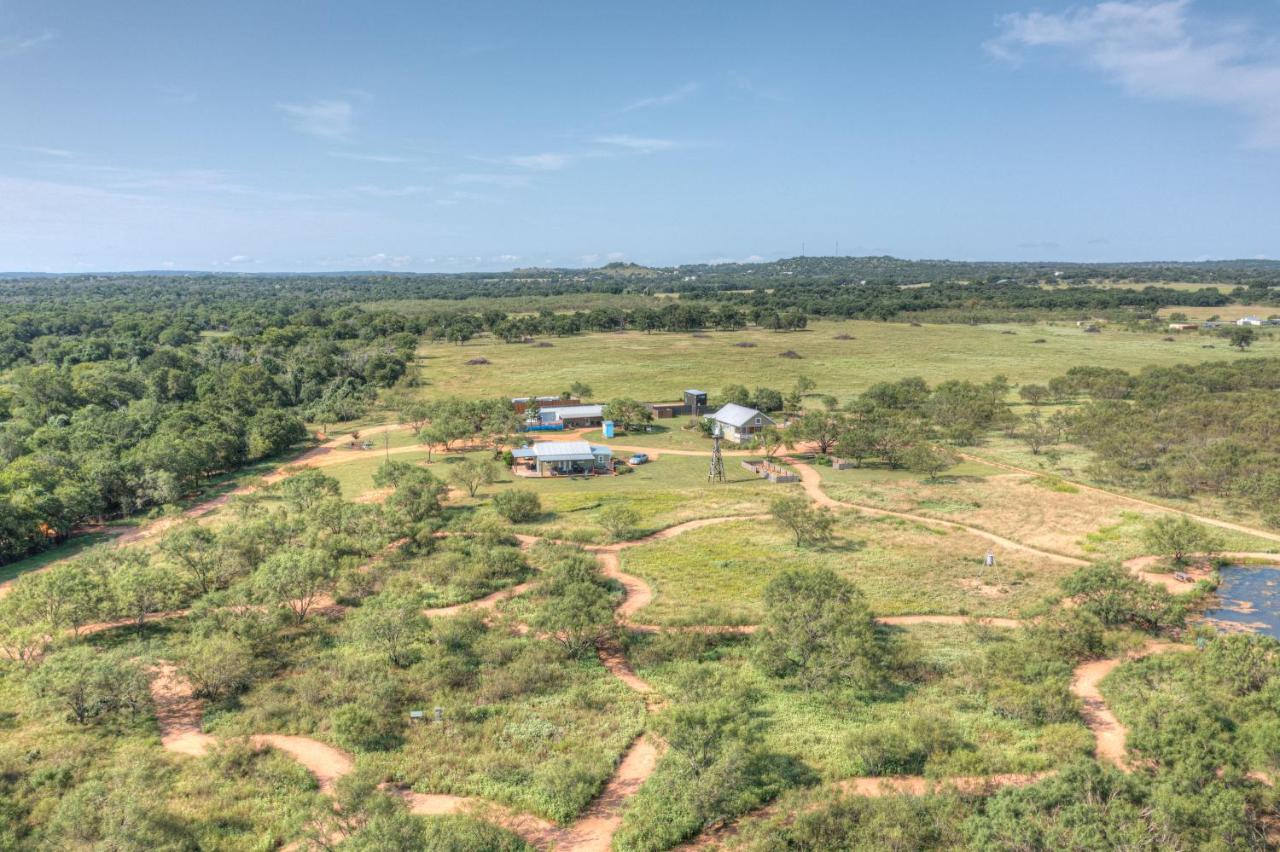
[
  {"xmin": 616, "ymin": 82, "xmax": 698, "ymax": 113},
  {"xmin": 450, "ymin": 172, "xmax": 533, "ymax": 188},
  {"xmin": 504, "ymin": 152, "xmax": 573, "ymax": 170},
  {"xmin": 360, "ymin": 252, "xmax": 412, "ymax": 268},
  {"xmin": 593, "ymin": 134, "xmax": 677, "ymax": 154},
  {"xmin": 0, "ymin": 29, "xmax": 56, "ymax": 55},
  {"xmin": 331, "ymin": 151, "xmax": 409, "ymax": 164},
  {"xmin": 987, "ymin": 0, "xmax": 1280, "ymax": 147},
  {"xmin": 278, "ymin": 98, "xmax": 355, "ymax": 139},
  {"xmin": 351, "ymin": 184, "xmax": 430, "ymax": 197},
  {"xmin": 15, "ymin": 145, "xmax": 75, "ymax": 158}
]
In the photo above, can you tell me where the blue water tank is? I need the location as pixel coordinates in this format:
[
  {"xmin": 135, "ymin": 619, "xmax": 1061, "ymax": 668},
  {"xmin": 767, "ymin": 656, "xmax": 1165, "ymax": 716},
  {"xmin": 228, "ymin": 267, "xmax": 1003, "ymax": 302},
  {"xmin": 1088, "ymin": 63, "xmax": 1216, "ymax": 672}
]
[{"xmin": 602, "ymin": 420, "xmax": 615, "ymax": 438}]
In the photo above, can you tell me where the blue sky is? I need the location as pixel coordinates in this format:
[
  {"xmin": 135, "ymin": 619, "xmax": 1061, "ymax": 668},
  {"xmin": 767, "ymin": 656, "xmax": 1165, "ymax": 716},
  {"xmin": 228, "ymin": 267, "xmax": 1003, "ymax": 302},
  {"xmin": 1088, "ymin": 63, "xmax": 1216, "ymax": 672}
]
[{"xmin": 3, "ymin": 0, "xmax": 1280, "ymax": 272}]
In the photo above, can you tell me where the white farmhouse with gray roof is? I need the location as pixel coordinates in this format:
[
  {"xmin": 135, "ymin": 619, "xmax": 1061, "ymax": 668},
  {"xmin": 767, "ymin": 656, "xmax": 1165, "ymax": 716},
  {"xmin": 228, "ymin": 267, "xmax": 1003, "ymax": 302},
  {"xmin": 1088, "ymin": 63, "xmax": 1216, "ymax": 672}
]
[{"xmin": 705, "ymin": 403, "xmax": 776, "ymax": 444}]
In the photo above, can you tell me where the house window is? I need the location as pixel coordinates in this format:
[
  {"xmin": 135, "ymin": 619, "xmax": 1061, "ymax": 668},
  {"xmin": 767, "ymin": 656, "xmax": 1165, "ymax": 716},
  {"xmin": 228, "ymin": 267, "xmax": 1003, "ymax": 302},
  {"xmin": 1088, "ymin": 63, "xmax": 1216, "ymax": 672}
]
[{"xmin": 754, "ymin": 417, "xmax": 761, "ymax": 426}]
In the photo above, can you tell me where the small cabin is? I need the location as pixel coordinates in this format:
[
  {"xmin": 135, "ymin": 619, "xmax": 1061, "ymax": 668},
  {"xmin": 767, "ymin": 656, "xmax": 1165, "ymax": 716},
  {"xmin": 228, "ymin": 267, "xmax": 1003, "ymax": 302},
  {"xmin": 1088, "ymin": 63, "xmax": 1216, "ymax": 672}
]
[{"xmin": 706, "ymin": 403, "xmax": 775, "ymax": 444}]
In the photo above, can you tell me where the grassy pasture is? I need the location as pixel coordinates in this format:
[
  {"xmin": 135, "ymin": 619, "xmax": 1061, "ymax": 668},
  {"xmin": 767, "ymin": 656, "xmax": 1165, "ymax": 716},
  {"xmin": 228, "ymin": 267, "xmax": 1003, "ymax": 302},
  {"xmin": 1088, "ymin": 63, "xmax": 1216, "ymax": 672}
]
[
  {"xmin": 816, "ymin": 466, "xmax": 1278, "ymax": 560},
  {"xmin": 1156, "ymin": 303, "xmax": 1279, "ymax": 321},
  {"xmin": 618, "ymin": 514, "xmax": 1069, "ymax": 626},
  {"xmin": 411, "ymin": 319, "xmax": 1271, "ymax": 404},
  {"xmin": 499, "ymin": 453, "xmax": 779, "ymax": 544}
]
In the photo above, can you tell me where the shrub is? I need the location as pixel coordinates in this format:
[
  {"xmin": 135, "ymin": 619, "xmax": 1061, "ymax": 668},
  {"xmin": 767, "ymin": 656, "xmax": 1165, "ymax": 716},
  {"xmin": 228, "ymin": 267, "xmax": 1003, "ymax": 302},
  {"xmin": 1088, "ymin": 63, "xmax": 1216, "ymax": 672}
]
[
  {"xmin": 330, "ymin": 703, "xmax": 400, "ymax": 752},
  {"xmin": 492, "ymin": 489, "xmax": 541, "ymax": 523}
]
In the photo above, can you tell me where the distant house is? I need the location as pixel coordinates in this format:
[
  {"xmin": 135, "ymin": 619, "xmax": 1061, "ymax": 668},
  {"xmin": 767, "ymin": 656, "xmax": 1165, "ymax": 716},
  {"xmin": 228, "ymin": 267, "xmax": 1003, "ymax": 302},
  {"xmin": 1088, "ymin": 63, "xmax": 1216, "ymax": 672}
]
[
  {"xmin": 511, "ymin": 441, "xmax": 613, "ymax": 476},
  {"xmin": 706, "ymin": 403, "xmax": 775, "ymax": 444},
  {"xmin": 1237, "ymin": 316, "xmax": 1264, "ymax": 326},
  {"xmin": 1168, "ymin": 322, "xmax": 1199, "ymax": 332},
  {"xmin": 545, "ymin": 404, "xmax": 605, "ymax": 428}
]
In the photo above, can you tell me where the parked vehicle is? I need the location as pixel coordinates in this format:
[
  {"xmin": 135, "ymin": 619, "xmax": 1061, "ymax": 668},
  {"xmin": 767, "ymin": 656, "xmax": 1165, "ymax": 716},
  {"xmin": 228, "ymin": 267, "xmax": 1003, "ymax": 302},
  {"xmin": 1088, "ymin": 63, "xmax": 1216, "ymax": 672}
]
[{"xmin": 628, "ymin": 453, "xmax": 649, "ymax": 465}]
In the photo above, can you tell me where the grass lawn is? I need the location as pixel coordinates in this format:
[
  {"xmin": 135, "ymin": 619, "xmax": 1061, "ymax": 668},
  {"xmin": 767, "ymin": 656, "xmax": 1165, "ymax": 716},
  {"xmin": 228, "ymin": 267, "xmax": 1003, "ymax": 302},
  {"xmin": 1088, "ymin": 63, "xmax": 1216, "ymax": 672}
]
[
  {"xmin": 618, "ymin": 514, "xmax": 1070, "ymax": 626},
  {"xmin": 319, "ymin": 450, "xmax": 434, "ymax": 498},
  {"xmin": 501, "ymin": 453, "xmax": 780, "ymax": 544},
  {"xmin": 580, "ymin": 423, "xmax": 716, "ymax": 452},
  {"xmin": 0, "ymin": 532, "xmax": 116, "ymax": 584},
  {"xmin": 410, "ymin": 320, "xmax": 1272, "ymax": 405}
]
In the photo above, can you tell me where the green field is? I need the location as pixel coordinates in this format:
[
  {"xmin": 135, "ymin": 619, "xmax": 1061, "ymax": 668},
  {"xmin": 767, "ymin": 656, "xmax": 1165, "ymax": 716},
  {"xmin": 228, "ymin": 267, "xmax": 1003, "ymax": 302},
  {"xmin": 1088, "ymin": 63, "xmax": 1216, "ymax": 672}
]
[
  {"xmin": 618, "ymin": 513, "xmax": 1069, "ymax": 626},
  {"xmin": 412, "ymin": 319, "xmax": 1272, "ymax": 403}
]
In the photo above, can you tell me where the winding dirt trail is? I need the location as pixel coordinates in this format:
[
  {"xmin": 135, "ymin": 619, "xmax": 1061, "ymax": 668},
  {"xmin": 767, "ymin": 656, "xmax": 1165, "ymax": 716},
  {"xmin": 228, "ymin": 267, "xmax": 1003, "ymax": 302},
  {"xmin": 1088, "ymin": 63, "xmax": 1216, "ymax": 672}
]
[
  {"xmin": 1071, "ymin": 640, "xmax": 1190, "ymax": 768},
  {"xmin": 146, "ymin": 659, "xmax": 660, "ymax": 850},
  {"xmin": 64, "ymin": 423, "xmax": 1259, "ymax": 848},
  {"xmin": 785, "ymin": 460, "xmax": 1088, "ymax": 568}
]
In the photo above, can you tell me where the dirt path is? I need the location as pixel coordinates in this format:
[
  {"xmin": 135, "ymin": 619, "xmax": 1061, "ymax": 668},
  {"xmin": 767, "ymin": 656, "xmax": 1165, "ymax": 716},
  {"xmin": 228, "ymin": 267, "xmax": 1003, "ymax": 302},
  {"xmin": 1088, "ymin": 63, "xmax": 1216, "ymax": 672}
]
[
  {"xmin": 786, "ymin": 460, "xmax": 1088, "ymax": 568},
  {"xmin": 1069, "ymin": 640, "xmax": 1189, "ymax": 769},
  {"xmin": 1123, "ymin": 552, "xmax": 1280, "ymax": 594},
  {"xmin": 961, "ymin": 453, "xmax": 1280, "ymax": 546},
  {"xmin": 421, "ymin": 581, "xmax": 538, "ymax": 618}
]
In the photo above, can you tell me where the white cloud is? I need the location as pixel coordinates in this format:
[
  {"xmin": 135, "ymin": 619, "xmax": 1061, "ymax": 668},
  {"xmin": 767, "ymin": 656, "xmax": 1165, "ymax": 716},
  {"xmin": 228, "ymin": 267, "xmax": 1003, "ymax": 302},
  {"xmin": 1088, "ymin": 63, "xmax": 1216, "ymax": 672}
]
[
  {"xmin": 278, "ymin": 98, "xmax": 355, "ymax": 139},
  {"xmin": 504, "ymin": 152, "xmax": 573, "ymax": 170},
  {"xmin": 987, "ymin": 0, "xmax": 1280, "ymax": 147},
  {"xmin": 0, "ymin": 29, "xmax": 56, "ymax": 55},
  {"xmin": 227, "ymin": 254, "xmax": 253, "ymax": 264},
  {"xmin": 593, "ymin": 134, "xmax": 677, "ymax": 153},
  {"xmin": 449, "ymin": 172, "xmax": 533, "ymax": 188},
  {"xmin": 16, "ymin": 145, "xmax": 75, "ymax": 158},
  {"xmin": 361, "ymin": 252, "xmax": 412, "ymax": 268},
  {"xmin": 351, "ymin": 184, "xmax": 429, "ymax": 197},
  {"xmin": 616, "ymin": 82, "xmax": 698, "ymax": 113},
  {"xmin": 491, "ymin": 254, "xmax": 521, "ymax": 263},
  {"xmin": 331, "ymin": 151, "xmax": 409, "ymax": 164}
]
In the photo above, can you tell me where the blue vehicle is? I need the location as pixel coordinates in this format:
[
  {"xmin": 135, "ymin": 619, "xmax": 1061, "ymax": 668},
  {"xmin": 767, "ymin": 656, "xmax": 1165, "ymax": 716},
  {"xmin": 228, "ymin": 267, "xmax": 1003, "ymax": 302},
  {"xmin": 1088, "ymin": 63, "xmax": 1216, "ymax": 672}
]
[{"xmin": 628, "ymin": 453, "xmax": 649, "ymax": 466}]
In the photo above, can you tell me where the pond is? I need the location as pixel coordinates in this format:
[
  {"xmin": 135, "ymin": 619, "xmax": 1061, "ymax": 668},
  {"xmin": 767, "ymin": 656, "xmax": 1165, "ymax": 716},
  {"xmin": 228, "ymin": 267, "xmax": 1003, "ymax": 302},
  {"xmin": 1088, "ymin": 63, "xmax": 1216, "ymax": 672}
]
[{"xmin": 1200, "ymin": 565, "xmax": 1280, "ymax": 639}]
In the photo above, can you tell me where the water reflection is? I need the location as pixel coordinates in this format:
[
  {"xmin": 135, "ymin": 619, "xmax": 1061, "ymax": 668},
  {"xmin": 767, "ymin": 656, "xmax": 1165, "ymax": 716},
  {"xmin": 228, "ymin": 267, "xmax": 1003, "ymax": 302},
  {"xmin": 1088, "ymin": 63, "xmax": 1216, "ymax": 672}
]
[{"xmin": 1200, "ymin": 565, "xmax": 1280, "ymax": 639}]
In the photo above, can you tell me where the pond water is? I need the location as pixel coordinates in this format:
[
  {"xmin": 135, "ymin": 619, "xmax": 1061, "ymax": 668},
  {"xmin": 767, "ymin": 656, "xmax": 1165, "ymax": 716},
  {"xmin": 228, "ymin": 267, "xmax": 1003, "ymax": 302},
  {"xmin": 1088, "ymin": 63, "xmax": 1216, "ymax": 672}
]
[{"xmin": 1200, "ymin": 565, "xmax": 1280, "ymax": 639}]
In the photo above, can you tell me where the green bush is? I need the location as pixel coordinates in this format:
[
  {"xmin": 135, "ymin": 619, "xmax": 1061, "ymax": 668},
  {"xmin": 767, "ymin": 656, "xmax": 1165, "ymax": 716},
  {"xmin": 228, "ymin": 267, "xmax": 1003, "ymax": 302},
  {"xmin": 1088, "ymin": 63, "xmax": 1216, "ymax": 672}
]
[
  {"xmin": 492, "ymin": 489, "xmax": 542, "ymax": 523},
  {"xmin": 330, "ymin": 704, "xmax": 400, "ymax": 752}
]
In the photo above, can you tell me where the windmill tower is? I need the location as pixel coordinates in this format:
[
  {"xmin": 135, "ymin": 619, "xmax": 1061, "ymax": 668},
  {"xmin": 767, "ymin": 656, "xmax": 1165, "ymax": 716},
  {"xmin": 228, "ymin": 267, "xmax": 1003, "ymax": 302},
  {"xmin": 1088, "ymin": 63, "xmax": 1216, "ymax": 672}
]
[{"xmin": 707, "ymin": 422, "xmax": 725, "ymax": 483}]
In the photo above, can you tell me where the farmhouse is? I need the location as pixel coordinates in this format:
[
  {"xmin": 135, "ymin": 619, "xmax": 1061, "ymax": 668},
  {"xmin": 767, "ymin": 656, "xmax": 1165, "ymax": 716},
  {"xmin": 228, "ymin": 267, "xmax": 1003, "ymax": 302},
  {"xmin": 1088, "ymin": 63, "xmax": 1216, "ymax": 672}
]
[
  {"xmin": 1237, "ymin": 316, "xmax": 1264, "ymax": 326},
  {"xmin": 706, "ymin": 402, "xmax": 775, "ymax": 444},
  {"xmin": 511, "ymin": 440, "xmax": 613, "ymax": 476}
]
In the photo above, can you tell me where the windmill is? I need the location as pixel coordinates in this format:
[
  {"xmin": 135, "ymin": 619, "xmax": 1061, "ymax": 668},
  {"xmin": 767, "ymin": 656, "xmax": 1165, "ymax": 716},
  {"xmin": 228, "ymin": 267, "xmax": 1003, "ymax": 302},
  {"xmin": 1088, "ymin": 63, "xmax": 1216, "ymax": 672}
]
[{"xmin": 707, "ymin": 422, "xmax": 725, "ymax": 483}]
